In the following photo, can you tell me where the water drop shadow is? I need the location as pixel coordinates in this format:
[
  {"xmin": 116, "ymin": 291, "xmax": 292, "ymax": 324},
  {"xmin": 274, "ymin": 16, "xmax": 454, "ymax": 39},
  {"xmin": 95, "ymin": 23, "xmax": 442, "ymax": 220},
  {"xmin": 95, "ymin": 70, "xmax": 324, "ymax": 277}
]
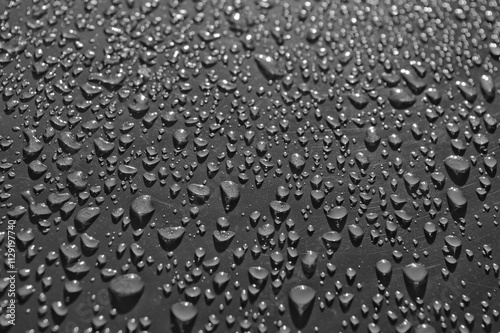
[
  {"xmin": 213, "ymin": 240, "xmax": 233, "ymax": 253},
  {"xmin": 376, "ymin": 272, "xmax": 392, "ymax": 287},
  {"xmin": 445, "ymin": 171, "xmax": 469, "ymax": 186},
  {"xmin": 403, "ymin": 279, "xmax": 427, "ymax": 301},
  {"xmin": 170, "ymin": 313, "xmax": 196, "ymax": 333},
  {"xmin": 130, "ymin": 210, "xmax": 154, "ymax": 230},
  {"xmin": 289, "ymin": 299, "xmax": 314, "ymax": 329},
  {"xmin": 424, "ymin": 233, "xmax": 436, "ymax": 244},
  {"xmin": 110, "ymin": 293, "xmax": 142, "ymax": 314},
  {"xmin": 449, "ymin": 205, "xmax": 467, "ymax": 221},
  {"xmin": 326, "ymin": 218, "xmax": 346, "ymax": 232},
  {"xmin": 158, "ymin": 236, "xmax": 183, "ymax": 252}
]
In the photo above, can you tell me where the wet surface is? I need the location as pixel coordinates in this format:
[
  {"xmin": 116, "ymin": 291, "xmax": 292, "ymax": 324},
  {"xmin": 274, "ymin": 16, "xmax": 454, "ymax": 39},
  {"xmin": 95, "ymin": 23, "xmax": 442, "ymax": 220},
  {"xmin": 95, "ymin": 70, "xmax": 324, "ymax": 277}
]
[{"xmin": 0, "ymin": 0, "xmax": 500, "ymax": 332}]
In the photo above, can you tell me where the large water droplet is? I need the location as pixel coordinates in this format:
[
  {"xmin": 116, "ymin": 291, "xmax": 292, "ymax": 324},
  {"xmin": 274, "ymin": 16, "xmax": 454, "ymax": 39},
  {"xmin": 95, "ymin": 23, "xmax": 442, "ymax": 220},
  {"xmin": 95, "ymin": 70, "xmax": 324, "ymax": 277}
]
[{"xmin": 403, "ymin": 263, "xmax": 429, "ymax": 299}]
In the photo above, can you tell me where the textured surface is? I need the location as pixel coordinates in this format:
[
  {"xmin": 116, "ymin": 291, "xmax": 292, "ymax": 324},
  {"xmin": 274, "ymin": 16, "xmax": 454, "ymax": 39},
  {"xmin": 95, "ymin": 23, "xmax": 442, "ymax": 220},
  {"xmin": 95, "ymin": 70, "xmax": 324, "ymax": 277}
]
[{"xmin": 1, "ymin": 0, "xmax": 500, "ymax": 332}]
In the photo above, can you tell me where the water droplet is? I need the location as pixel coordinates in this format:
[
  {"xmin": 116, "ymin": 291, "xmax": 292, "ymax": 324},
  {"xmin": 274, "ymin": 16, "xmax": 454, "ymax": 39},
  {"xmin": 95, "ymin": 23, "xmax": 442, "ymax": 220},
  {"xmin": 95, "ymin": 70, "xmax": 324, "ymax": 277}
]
[{"xmin": 403, "ymin": 263, "xmax": 429, "ymax": 298}]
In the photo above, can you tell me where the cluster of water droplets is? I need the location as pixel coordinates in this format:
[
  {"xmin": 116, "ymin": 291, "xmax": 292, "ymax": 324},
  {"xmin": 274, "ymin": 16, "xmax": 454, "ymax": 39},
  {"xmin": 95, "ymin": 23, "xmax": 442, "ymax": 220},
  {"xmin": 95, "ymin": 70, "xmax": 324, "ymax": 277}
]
[{"xmin": 0, "ymin": 0, "xmax": 499, "ymax": 332}]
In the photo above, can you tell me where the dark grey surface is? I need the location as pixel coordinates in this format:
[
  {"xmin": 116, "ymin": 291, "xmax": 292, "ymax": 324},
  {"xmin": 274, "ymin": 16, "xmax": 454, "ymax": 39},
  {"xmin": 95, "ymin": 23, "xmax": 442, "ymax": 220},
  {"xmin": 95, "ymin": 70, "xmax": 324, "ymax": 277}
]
[{"xmin": 0, "ymin": 0, "xmax": 499, "ymax": 332}]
